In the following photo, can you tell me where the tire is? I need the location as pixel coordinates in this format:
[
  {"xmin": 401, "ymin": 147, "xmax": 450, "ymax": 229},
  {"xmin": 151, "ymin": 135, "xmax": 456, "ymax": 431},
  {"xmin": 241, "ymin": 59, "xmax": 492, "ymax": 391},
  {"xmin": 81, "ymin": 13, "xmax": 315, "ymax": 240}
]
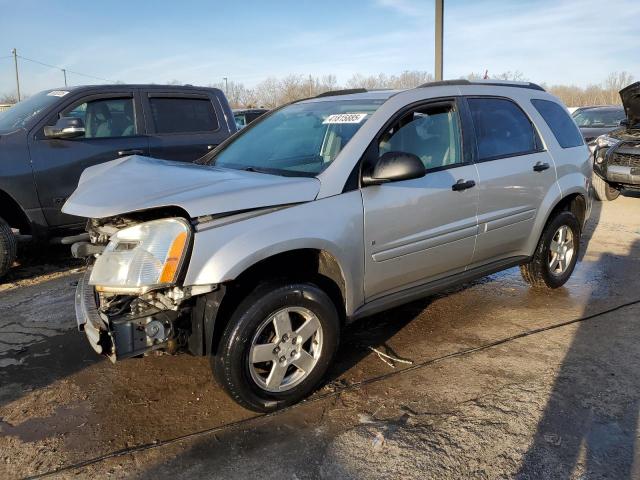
[
  {"xmin": 0, "ymin": 217, "xmax": 17, "ymax": 279},
  {"xmin": 592, "ymin": 172, "xmax": 620, "ymax": 201},
  {"xmin": 212, "ymin": 280, "xmax": 340, "ymax": 412},
  {"xmin": 520, "ymin": 211, "xmax": 581, "ymax": 289}
]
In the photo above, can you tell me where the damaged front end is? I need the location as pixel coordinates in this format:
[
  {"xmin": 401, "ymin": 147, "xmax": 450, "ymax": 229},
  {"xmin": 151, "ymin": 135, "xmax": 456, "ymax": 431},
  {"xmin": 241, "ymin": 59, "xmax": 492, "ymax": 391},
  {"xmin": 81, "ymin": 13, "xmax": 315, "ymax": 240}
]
[
  {"xmin": 73, "ymin": 215, "xmax": 215, "ymax": 362},
  {"xmin": 593, "ymin": 130, "xmax": 640, "ymax": 190}
]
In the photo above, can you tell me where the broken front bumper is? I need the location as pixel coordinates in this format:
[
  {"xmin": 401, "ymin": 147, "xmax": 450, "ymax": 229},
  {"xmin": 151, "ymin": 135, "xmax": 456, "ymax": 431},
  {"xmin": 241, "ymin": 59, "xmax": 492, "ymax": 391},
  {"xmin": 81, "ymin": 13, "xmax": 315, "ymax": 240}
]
[{"xmin": 75, "ymin": 270, "xmax": 179, "ymax": 362}]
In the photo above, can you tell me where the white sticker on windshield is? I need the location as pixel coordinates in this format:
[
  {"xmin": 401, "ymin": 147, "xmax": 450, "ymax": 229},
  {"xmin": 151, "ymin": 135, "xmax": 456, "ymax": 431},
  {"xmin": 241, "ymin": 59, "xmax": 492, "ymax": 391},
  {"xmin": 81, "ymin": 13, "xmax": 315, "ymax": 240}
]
[
  {"xmin": 323, "ymin": 113, "xmax": 368, "ymax": 124},
  {"xmin": 47, "ymin": 90, "xmax": 70, "ymax": 97}
]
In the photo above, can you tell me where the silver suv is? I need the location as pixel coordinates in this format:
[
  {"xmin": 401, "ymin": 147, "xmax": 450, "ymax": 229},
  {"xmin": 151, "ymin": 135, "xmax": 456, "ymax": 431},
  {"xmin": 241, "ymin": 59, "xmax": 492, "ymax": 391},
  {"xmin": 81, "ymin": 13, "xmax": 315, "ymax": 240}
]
[{"xmin": 65, "ymin": 80, "xmax": 592, "ymax": 412}]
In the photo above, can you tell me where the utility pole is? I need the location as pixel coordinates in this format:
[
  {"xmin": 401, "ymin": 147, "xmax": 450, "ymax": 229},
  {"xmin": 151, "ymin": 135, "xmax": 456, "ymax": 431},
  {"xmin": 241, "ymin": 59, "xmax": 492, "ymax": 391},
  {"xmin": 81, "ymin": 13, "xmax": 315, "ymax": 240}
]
[
  {"xmin": 434, "ymin": 0, "xmax": 444, "ymax": 81},
  {"xmin": 62, "ymin": 68, "xmax": 67, "ymax": 87},
  {"xmin": 12, "ymin": 48, "xmax": 21, "ymax": 101},
  {"xmin": 223, "ymin": 77, "xmax": 228, "ymax": 95}
]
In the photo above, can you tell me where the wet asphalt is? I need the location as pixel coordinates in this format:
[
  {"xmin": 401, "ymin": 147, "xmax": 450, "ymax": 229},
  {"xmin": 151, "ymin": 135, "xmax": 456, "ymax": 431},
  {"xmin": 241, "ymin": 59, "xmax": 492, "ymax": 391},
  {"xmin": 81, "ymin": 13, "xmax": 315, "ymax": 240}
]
[{"xmin": 0, "ymin": 193, "xmax": 639, "ymax": 479}]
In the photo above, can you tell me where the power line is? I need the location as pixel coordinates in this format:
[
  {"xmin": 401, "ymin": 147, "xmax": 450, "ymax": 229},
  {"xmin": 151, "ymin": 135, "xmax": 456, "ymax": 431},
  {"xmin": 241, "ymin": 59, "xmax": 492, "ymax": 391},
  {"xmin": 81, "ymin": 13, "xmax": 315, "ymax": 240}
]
[{"xmin": 17, "ymin": 54, "xmax": 116, "ymax": 83}]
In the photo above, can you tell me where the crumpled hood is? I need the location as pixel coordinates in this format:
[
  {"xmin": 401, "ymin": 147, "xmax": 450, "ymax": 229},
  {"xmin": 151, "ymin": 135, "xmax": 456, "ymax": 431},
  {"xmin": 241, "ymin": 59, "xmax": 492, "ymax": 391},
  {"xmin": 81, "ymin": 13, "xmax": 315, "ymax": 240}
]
[
  {"xmin": 62, "ymin": 155, "xmax": 321, "ymax": 219},
  {"xmin": 620, "ymin": 81, "xmax": 640, "ymax": 127}
]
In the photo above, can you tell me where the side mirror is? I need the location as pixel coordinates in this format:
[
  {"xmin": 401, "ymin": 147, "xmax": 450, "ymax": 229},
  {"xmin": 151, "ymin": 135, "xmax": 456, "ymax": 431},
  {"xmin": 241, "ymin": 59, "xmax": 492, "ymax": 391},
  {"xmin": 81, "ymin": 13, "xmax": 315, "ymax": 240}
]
[
  {"xmin": 362, "ymin": 151, "xmax": 426, "ymax": 186},
  {"xmin": 44, "ymin": 117, "xmax": 85, "ymax": 139}
]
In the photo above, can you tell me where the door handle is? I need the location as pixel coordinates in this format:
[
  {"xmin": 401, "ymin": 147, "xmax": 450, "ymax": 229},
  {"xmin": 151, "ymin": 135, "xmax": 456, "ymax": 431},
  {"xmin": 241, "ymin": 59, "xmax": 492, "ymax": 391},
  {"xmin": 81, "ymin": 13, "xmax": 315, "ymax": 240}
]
[
  {"xmin": 117, "ymin": 149, "xmax": 145, "ymax": 157},
  {"xmin": 451, "ymin": 179, "xmax": 476, "ymax": 191},
  {"xmin": 533, "ymin": 161, "xmax": 550, "ymax": 172}
]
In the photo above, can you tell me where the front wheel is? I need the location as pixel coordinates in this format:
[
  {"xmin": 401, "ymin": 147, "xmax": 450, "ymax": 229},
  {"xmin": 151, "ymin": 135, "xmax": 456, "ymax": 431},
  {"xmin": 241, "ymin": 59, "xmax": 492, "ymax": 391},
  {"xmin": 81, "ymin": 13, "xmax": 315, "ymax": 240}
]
[
  {"xmin": 212, "ymin": 281, "xmax": 340, "ymax": 412},
  {"xmin": 520, "ymin": 211, "xmax": 581, "ymax": 289},
  {"xmin": 592, "ymin": 172, "xmax": 620, "ymax": 201}
]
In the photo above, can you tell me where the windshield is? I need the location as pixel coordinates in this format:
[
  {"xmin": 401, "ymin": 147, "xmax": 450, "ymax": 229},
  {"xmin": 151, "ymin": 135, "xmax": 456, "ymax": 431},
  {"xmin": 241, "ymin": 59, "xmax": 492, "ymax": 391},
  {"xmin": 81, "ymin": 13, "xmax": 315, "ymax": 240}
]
[
  {"xmin": 572, "ymin": 108, "xmax": 626, "ymax": 128},
  {"xmin": 0, "ymin": 90, "xmax": 63, "ymax": 133},
  {"xmin": 212, "ymin": 99, "xmax": 384, "ymax": 176}
]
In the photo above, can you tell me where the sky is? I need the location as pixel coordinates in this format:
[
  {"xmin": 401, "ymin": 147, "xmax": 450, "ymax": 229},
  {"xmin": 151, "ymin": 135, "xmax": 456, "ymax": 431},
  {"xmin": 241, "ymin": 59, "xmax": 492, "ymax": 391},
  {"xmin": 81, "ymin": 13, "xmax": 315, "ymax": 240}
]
[{"xmin": 0, "ymin": 0, "xmax": 638, "ymax": 96}]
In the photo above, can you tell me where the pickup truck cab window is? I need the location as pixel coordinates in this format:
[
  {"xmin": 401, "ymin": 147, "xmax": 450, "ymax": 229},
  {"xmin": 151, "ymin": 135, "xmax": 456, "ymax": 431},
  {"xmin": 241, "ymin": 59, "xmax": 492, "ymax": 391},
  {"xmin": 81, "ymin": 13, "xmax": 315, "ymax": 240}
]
[
  {"xmin": 63, "ymin": 97, "xmax": 137, "ymax": 138},
  {"xmin": 149, "ymin": 97, "xmax": 219, "ymax": 134}
]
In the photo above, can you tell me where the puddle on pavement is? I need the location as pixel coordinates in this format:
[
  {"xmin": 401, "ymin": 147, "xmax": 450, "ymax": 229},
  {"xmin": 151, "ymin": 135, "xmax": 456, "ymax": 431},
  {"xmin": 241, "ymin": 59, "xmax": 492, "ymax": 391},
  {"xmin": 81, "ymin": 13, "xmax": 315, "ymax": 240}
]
[{"xmin": 0, "ymin": 402, "xmax": 89, "ymax": 443}]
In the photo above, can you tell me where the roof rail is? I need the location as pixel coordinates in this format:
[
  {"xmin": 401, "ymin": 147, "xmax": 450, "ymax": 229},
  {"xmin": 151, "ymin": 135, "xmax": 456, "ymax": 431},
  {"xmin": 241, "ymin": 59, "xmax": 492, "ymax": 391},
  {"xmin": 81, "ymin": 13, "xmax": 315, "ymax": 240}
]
[
  {"xmin": 315, "ymin": 88, "xmax": 368, "ymax": 98},
  {"xmin": 417, "ymin": 79, "xmax": 545, "ymax": 92}
]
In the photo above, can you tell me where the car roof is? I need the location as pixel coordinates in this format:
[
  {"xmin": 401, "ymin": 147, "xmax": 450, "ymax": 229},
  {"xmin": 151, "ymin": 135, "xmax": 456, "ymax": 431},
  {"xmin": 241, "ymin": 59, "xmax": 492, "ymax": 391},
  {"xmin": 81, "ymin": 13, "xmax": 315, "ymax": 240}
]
[
  {"xmin": 43, "ymin": 84, "xmax": 224, "ymax": 93},
  {"xmin": 574, "ymin": 105, "xmax": 624, "ymax": 111},
  {"xmin": 233, "ymin": 108, "xmax": 269, "ymax": 113},
  {"xmin": 301, "ymin": 79, "xmax": 547, "ymax": 103}
]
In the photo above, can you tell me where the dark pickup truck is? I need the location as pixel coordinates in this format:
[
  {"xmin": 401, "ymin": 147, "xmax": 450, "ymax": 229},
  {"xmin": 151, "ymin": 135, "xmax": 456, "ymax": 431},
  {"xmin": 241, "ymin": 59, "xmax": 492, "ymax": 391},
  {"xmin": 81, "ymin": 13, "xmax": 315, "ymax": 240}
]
[{"xmin": 0, "ymin": 84, "xmax": 236, "ymax": 277}]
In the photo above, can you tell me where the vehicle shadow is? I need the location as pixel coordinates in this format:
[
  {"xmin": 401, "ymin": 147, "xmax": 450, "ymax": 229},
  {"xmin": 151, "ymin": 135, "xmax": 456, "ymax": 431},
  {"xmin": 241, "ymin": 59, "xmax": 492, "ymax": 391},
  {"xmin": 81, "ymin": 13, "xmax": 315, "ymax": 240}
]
[
  {"xmin": 622, "ymin": 189, "xmax": 640, "ymax": 199},
  {"xmin": 1, "ymin": 243, "xmax": 83, "ymax": 286},
  {"xmin": 516, "ymin": 241, "xmax": 640, "ymax": 475}
]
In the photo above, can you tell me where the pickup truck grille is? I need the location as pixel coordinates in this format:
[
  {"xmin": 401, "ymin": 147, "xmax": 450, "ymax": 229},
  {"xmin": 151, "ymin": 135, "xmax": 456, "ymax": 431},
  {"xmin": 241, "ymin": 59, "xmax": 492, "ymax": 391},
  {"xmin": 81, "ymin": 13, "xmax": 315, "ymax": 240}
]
[{"xmin": 610, "ymin": 152, "xmax": 640, "ymax": 168}]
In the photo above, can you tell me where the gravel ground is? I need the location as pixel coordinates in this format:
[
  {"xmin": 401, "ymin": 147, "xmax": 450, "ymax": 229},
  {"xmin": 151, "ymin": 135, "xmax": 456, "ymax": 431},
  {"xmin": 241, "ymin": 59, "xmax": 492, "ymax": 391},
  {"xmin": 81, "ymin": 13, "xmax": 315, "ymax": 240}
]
[{"xmin": 1, "ymin": 193, "xmax": 639, "ymax": 479}]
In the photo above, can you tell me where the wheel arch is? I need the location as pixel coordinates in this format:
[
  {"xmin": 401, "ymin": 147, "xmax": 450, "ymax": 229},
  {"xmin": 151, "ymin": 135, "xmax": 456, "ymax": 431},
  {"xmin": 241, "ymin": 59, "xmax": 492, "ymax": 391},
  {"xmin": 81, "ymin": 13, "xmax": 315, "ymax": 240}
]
[
  {"xmin": 0, "ymin": 189, "xmax": 33, "ymax": 234},
  {"xmin": 192, "ymin": 247, "xmax": 349, "ymax": 357}
]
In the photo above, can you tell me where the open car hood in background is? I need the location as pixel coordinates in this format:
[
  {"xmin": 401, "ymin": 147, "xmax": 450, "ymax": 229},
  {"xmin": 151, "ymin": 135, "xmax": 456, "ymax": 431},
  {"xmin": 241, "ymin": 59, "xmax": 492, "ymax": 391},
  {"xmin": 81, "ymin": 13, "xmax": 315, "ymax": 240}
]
[
  {"xmin": 620, "ymin": 81, "xmax": 640, "ymax": 127},
  {"xmin": 62, "ymin": 155, "xmax": 321, "ymax": 219}
]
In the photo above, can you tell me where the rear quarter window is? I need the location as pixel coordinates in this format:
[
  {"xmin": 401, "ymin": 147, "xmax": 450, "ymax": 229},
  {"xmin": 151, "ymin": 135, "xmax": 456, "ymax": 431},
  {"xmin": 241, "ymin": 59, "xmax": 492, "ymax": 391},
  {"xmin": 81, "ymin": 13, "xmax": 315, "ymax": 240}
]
[{"xmin": 531, "ymin": 99, "xmax": 584, "ymax": 148}]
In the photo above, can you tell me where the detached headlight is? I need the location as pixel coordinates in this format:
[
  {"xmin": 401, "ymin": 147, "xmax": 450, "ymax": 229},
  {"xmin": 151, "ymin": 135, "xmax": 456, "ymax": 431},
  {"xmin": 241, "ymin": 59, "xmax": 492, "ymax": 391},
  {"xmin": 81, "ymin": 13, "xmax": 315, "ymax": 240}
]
[
  {"xmin": 90, "ymin": 218, "xmax": 190, "ymax": 293},
  {"xmin": 596, "ymin": 135, "xmax": 618, "ymax": 149}
]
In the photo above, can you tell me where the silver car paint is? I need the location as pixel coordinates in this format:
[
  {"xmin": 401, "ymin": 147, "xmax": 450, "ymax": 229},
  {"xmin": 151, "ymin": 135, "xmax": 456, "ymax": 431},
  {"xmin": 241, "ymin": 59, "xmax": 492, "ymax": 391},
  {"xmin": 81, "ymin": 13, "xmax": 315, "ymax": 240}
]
[
  {"xmin": 62, "ymin": 155, "xmax": 320, "ymax": 219},
  {"xmin": 361, "ymin": 164, "xmax": 479, "ymax": 301},
  {"xmin": 184, "ymin": 190, "xmax": 366, "ymax": 315},
  {"xmin": 64, "ymin": 82, "xmax": 591, "ymax": 318}
]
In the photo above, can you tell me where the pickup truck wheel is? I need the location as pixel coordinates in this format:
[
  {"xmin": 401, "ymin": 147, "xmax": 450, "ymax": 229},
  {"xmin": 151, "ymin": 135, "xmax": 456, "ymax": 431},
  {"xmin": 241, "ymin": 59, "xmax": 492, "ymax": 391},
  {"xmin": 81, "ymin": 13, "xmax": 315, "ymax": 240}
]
[
  {"xmin": 592, "ymin": 173, "xmax": 620, "ymax": 201},
  {"xmin": 520, "ymin": 211, "xmax": 580, "ymax": 289},
  {"xmin": 212, "ymin": 281, "xmax": 340, "ymax": 412},
  {"xmin": 0, "ymin": 217, "xmax": 17, "ymax": 279}
]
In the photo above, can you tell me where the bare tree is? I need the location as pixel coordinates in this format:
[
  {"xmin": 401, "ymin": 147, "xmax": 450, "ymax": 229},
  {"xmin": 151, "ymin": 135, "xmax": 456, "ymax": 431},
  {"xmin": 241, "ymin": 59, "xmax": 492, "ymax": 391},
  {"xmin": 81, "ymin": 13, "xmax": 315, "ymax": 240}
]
[{"xmin": 0, "ymin": 93, "xmax": 18, "ymax": 104}]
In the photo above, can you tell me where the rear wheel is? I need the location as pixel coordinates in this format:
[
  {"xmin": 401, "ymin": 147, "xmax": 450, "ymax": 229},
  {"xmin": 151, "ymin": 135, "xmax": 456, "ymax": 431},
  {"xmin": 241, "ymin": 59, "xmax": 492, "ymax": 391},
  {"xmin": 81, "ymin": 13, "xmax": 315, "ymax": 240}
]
[
  {"xmin": 520, "ymin": 211, "xmax": 580, "ymax": 289},
  {"xmin": 0, "ymin": 217, "xmax": 17, "ymax": 279},
  {"xmin": 592, "ymin": 172, "xmax": 620, "ymax": 201},
  {"xmin": 212, "ymin": 280, "xmax": 340, "ymax": 412}
]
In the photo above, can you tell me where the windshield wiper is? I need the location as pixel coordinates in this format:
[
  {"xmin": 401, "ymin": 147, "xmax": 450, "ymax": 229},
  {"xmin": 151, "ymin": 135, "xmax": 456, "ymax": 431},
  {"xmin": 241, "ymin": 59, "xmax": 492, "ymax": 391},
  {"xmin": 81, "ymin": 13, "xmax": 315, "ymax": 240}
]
[{"xmin": 242, "ymin": 166, "xmax": 278, "ymax": 175}]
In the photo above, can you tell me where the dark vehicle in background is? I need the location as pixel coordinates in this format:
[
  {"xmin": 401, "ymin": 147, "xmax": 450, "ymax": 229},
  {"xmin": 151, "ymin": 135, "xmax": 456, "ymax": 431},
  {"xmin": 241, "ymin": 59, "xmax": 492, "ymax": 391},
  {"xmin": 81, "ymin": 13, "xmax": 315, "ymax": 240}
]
[
  {"xmin": 0, "ymin": 84, "xmax": 236, "ymax": 278},
  {"xmin": 591, "ymin": 82, "xmax": 640, "ymax": 201},
  {"xmin": 233, "ymin": 108, "xmax": 269, "ymax": 129},
  {"xmin": 571, "ymin": 105, "xmax": 626, "ymax": 146}
]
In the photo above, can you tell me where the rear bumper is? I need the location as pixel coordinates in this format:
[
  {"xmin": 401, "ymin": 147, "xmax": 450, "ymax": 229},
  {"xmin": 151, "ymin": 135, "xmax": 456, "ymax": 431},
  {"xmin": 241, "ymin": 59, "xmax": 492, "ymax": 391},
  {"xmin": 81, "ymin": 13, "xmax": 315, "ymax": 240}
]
[{"xmin": 75, "ymin": 270, "xmax": 179, "ymax": 362}]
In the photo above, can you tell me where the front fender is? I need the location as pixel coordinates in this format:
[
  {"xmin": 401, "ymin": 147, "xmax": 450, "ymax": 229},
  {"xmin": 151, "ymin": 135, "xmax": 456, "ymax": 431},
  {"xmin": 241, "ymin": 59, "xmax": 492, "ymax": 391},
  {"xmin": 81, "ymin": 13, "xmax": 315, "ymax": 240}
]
[{"xmin": 184, "ymin": 191, "xmax": 365, "ymax": 315}]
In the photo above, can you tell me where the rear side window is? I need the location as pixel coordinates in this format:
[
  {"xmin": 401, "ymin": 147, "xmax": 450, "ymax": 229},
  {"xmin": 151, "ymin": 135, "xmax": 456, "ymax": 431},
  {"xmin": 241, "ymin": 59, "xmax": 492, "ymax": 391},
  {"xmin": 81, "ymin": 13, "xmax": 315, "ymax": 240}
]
[
  {"xmin": 531, "ymin": 99, "xmax": 584, "ymax": 148},
  {"xmin": 149, "ymin": 97, "xmax": 219, "ymax": 134},
  {"xmin": 467, "ymin": 98, "xmax": 540, "ymax": 161}
]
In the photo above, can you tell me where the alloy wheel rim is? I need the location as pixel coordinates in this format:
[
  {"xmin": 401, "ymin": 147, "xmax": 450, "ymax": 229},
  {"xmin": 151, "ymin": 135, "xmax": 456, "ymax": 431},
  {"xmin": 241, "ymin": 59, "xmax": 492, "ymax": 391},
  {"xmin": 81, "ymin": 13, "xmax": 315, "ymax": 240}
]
[
  {"xmin": 548, "ymin": 225, "xmax": 574, "ymax": 275},
  {"xmin": 248, "ymin": 306, "xmax": 323, "ymax": 393}
]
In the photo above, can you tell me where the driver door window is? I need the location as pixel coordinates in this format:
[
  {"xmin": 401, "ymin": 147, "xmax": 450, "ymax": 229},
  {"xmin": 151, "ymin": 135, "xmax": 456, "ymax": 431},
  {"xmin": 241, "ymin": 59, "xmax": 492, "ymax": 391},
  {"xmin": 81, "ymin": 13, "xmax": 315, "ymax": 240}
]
[
  {"xmin": 63, "ymin": 97, "xmax": 136, "ymax": 138},
  {"xmin": 378, "ymin": 105, "xmax": 462, "ymax": 170}
]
